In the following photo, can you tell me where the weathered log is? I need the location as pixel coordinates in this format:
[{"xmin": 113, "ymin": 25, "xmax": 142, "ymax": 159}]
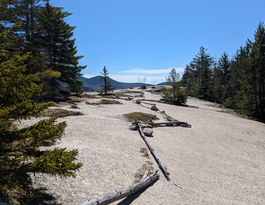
[
  {"xmin": 140, "ymin": 170, "xmax": 149, "ymax": 182},
  {"xmin": 148, "ymin": 121, "xmax": 191, "ymax": 128},
  {"xmin": 141, "ymin": 101, "xmax": 156, "ymax": 106},
  {"xmin": 137, "ymin": 122, "xmax": 170, "ymax": 180},
  {"xmin": 159, "ymin": 111, "xmax": 192, "ymax": 128},
  {"xmin": 79, "ymin": 170, "xmax": 159, "ymax": 205}
]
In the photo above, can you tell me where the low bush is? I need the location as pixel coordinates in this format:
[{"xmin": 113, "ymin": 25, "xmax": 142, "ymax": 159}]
[
  {"xmin": 161, "ymin": 87, "xmax": 187, "ymax": 105},
  {"xmin": 140, "ymin": 85, "xmax": 147, "ymax": 89}
]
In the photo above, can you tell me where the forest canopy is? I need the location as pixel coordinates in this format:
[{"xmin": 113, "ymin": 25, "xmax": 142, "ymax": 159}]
[{"xmin": 182, "ymin": 22, "xmax": 265, "ymax": 121}]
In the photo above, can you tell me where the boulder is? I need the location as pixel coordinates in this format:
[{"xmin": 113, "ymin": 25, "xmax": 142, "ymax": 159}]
[
  {"xmin": 129, "ymin": 125, "xmax": 138, "ymax": 131},
  {"xmin": 136, "ymin": 99, "xmax": 141, "ymax": 104},
  {"xmin": 151, "ymin": 105, "xmax": 159, "ymax": 111},
  {"xmin": 143, "ymin": 128, "xmax": 153, "ymax": 136}
]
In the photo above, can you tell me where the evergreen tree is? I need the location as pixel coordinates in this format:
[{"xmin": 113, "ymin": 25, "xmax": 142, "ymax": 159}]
[
  {"xmin": 0, "ymin": 0, "xmax": 22, "ymax": 59},
  {"xmin": 212, "ymin": 52, "xmax": 231, "ymax": 103},
  {"xmin": 0, "ymin": 52, "xmax": 83, "ymax": 204},
  {"xmin": 191, "ymin": 46, "xmax": 214, "ymax": 100},
  {"xmin": 183, "ymin": 47, "xmax": 214, "ymax": 100},
  {"xmin": 161, "ymin": 68, "xmax": 187, "ymax": 105},
  {"xmin": 37, "ymin": 2, "xmax": 86, "ymax": 92},
  {"xmin": 0, "ymin": 3, "xmax": 83, "ymax": 203},
  {"xmin": 182, "ymin": 65, "xmax": 199, "ymax": 97},
  {"xmin": 224, "ymin": 46, "xmax": 251, "ymax": 113},
  {"xmin": 99, "ymin": 66, "xmax": 115, "ymax": 95},
  {"xmin": 247, "ymin": 22, "xmax": 265, "ymax": 119}
]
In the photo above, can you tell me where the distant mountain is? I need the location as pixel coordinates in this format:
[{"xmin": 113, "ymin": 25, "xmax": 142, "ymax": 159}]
[
  {"xmin": 79, "ymin": 76, "xmax": 152, "ymax": 91},
  {"xmin": 157, "ymin": 82, "xmax": 168, "ymax": 86}
]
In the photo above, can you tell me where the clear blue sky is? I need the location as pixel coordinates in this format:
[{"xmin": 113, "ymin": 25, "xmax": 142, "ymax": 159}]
[{"xmin": 50, "ymin": 0, "xmax": 264, "ymax": 84}]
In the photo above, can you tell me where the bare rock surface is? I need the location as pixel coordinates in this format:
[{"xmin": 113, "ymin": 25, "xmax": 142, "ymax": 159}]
[{"xmin": 20, "ymin": 94, "xmax": 265, "ymax": 205}]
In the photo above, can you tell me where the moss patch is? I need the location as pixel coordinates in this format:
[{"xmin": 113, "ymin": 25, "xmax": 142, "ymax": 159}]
[
  {"xmin": 124, "ymin": 112, "xmax": 158, "ymax": 123},
  {"xmin": 40, "ymin": 108, "xmax": 83, "ymax": 118}
]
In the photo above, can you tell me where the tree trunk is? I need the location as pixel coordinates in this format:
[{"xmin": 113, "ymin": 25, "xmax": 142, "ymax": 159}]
[
  {"xmin": 136, "ymin": 122, "xmax": 170, "ymax": 180},
  {"xmin": 79, "ymin": 170, "xmax": 159, "ymax": 205},
  {"xmin": 148, "ymin": 121, "xmax": 191, "ymax": 128}
]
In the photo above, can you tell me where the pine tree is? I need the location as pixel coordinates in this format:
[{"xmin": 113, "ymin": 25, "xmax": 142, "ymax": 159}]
[
  {"xmin": 212, "ymin": 52, "xmax": 231, "ymax": 103},
  {"xmin": 0, "ymin": 0, "xmax": 22, "ymax": 59},
  {"xmin": 182, "ymin": 65, "xmax": 199, "ymax": 97},
  {"xmin": 37, "ymin": 2, "xmax": 86, "ymax": 92},
  {"xmin": 99, "ymin": 66, "xmax": 115, "ymax": 95},
  {"xmin": 161, "ymin": 68, "xmax": 187, "ymax": 105},
  {"xmin": 0, "ymin": 4, "xmax": 83, "ymax": 203},
  {"xmin": 247, "ymin": 22, "xmax": 265, "ymax": 119},
  {"xmin": 0, "ymin": 53, "xmax": 83, "ymax": 204},
  {"xmin": 184, "ymin": 47, "xmax": 214, "ymax": 100},
  {"xmin": 191, "ymin": 47, "xmax": 214, "ymax": 100}
]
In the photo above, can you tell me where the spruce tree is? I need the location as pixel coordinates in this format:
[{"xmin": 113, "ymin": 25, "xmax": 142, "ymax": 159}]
[
  {"xmin": 247, "ymin": 22, "xmax": 265, "ymax": 119},
  {"xmin": 191, "ymin": 47, "xmax": 213, "ymax": 100},
  {"xmin": 37, "ymin": 2, "xmax": 86, "ymax": 92},
  {"xmin": 212, "ymin": 52, "xmax": 231, "ymax": 103},
  {"xmin": 0, "ymin": 4, "xmax": 83, "ymax": 203},
  {"xmin": 0, "ymin": 53, "xmax": 83, "ymax": 204},
  {"xmin": 99, "ymin": 66, "xmax": 115, "ymax": 95},
  {"xmin": 182, "ymin": 65, "xmax": 199, "ymax": 97},
  {"xmin": 185, "ymin": 47, "xmax": 214, "ymax": 100}
]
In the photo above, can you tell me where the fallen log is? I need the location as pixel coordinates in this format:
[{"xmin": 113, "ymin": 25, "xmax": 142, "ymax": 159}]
[
  {"xmin": 137, "ymin": 122, "xmax": 170, "ymax": 180},
  {"xmin": 159, "ymin": 111, "xmax": 192, "ymax": 128},
  {"xmin": 148, "ymin": 121, "xmax": 191, "ymax": 128},
  {"xmin": 79, "ymin": 170, "xmax": 159, "ymax": 205},
  {"xmin": 141, "ymin": 101, "xmax": 156, "ymax": 106}
]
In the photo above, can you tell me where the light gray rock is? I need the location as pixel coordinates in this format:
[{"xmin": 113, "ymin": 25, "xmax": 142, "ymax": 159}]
[
  {"xmin": 143, "ymin": 128, "xmax": 153, "ymax": 136},
  {"xmin": 129, "ymin": 125, "xmax": 138, "ymax": 131}
]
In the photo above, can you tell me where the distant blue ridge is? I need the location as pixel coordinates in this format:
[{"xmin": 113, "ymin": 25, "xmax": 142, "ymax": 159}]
[{"xmin": 79, "ymin": 75, "xmax": 154, "ymax": 91}]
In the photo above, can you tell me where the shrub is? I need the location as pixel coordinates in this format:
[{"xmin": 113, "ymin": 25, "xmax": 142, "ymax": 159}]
[
  {"xmin": 140, "ymin": 85, "xmax": 147, "ymax": 89},
  {"xmin": 161, "ymin": 87, "xmax": 187, "ymax": 105}
]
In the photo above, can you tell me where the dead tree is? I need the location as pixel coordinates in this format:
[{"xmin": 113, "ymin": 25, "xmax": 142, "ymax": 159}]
[
  {"xmin": 79, "ymin": 170, "xmax": 159, "ymax": 205},
  {"xmin": 136, "ymin": 121, "xmax": 170, "ymax": 180}
]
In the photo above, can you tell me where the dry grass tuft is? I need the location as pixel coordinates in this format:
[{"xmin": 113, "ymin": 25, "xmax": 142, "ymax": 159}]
[
  {"xmin": 133, "ymin": 162, "xmax": 154, "ymax": 184},
  {"xmin": 40, "ymin": 108, "xmax": 83, "ymax": 118},
  {"xmin": 140, "ymin": 147, "xmax": 149, "ymax": 159}
]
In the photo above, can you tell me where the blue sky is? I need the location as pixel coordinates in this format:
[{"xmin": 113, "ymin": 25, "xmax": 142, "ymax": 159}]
[{"xmin": 50, "ymin": 0, "xmax": 265, "ymax": 84}]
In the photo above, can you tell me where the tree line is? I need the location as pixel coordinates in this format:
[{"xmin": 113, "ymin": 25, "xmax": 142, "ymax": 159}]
[
  {"xmin": 0, "ymin": 0, "xmax": 86, "ymax": 97},
  {"xmin": 1, "ymin": 0, "xmax": 84, "ymax": 203},
  {"xmin": 182, "ymin": 22, "xmax": 265, "ymax": 121}
]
